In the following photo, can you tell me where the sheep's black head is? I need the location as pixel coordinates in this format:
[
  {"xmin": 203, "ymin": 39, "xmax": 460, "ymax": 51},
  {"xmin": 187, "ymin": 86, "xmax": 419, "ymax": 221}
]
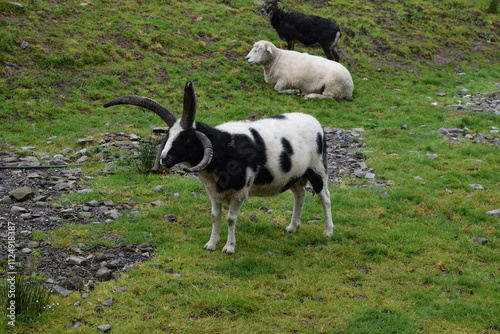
[
  {"xmin": 254, "ymin": 0, "xmax": 284, "ymax": 16},
  {"xmin": 103, "ymin": 82, "xmax": 213, "ymax": 173},
  {"xmin": 160, "ymin": 127, "xmax": 206, "ymax": 169}
]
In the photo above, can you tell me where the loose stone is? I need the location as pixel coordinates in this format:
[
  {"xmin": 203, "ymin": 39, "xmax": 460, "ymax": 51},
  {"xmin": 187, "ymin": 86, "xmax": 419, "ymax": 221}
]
[
  {"xmin": 96, "ymin": 267, "xmax": 113, "ymax": 281},
  {"xmin": 102, "ymin": 299, "xmax": 115, "ymax": 307},
  {"xmin": 97, "ymin": 324, "xmax": 112, "ymax": 333},
  {"xmin": 486, "ymin": 209, "xmax": 500, "ymax": 217},
  {"xmin": 52, "ymin": 285, "xmax": 73, "ymax": 297}
]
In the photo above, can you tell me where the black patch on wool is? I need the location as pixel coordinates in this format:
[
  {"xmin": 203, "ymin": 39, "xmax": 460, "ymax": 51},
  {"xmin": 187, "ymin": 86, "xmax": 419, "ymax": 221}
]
[
  {"xmin": 188, "ymin": 123, "xmax": 271, "ymax": 193},
  {"xmin": 279, "ymin": 137, "xmax": 294, "ymax": 173},
  {"xmin": 305, "ymin": 168, "xmax": 324, "ymax": 193},
  {"xmin": 268, "ymin": 114, "xmax": 287, "ymax": 120}
]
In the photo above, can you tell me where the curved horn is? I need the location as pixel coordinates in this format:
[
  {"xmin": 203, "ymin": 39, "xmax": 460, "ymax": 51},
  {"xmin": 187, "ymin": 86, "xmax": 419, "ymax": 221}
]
[
  {"xmin": 151, "ymin": 133, "xmax": 169, "ymax": 173},
  {"xmin": 182, "ymin": 131, "xmax": 213, "ymax": 173},
  {"xmin": 180, "ymin": 81, "xmax": 197, "ymax": 130},
  {"xmin": 104, "ymin": 95, "xmax": 177, "ymax": 128}
]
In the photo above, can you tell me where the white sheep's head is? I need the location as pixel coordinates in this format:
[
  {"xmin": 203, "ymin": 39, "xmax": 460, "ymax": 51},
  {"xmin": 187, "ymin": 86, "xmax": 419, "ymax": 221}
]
[
  {"xmin": 104, "ymin": 82, "xmax": 213, "ymax": 173},
  {"xmin": 246, "ymin": 40, "xmax": 275, "ymax": 65}
]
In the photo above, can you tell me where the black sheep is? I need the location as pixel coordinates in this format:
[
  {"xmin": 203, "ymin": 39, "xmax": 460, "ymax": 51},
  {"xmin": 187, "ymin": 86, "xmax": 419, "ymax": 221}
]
[{"xmin": 255, "ymin": 0, "xmax": 342, "ymax": 61}]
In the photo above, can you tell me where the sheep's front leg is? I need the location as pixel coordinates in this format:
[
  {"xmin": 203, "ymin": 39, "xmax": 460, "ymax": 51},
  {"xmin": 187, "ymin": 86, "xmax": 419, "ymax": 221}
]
[
  {"xmin": 222, "ymin": 198, "xmax": 245, "ymax": 255},
  {"xmin": 204, "ymin": 200, "xmax": 222, "ymax": 251},
  {"xmin": 304, "ymin": 93, "xmax": 330, "ymax": 100},
  {"xmin": 274, "ymin": 81, "xmax": 300, "ymax": 95}
]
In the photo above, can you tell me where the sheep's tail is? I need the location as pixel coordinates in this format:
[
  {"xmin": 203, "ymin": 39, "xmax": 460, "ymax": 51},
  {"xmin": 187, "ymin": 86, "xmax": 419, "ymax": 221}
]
[
  {"xmin": 332, "ymin": 30, "xmax": 341, "ymax": 48},
  {"xmin": 322, "ymin": 131, "xmax": 328, "ymax": 171}
]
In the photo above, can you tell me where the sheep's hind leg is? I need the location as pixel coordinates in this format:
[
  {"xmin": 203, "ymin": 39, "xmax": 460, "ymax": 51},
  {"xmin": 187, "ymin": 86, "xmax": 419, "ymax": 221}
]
[
  {"xmin": 285, "ymin": 180, "xmax": 307, "ymax": 234},
  {"xmin": 276, "ymin": 88, "xmax": 301, "ymax": 95},
  {"xmin": 330, "ymin": 48, "xmax": 340, "ymax": 62},
  {"xmin": 221, "ymin": 198, "xmax": 245, "ymax": 254},
  {"xmin": 318, "ymin": 183, "xmax": 334, "ymax": 237},
  {"xmin": 204, "ymin": 200, "xmax": 222, "ymax": 251}
]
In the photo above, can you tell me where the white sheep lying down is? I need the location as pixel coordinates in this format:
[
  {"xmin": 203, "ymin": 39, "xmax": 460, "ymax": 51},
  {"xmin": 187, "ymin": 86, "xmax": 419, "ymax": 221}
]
[{"xmin": 246, "ymin": 40, "xmax": 354, "ymax": 99}]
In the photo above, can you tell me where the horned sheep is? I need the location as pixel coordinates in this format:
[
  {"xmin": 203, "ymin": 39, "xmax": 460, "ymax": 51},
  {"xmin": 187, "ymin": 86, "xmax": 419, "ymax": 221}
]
[
  {"xmin": 246, "ymin": 40, "xmax": 354, "ymax": 99},
  {"xmin": 254, "ymin": 0, "xmax": 342, "ymax": 61},
  {"xmin": 104, "ymin": 82, "xmax": 334, "ymax": 254}
]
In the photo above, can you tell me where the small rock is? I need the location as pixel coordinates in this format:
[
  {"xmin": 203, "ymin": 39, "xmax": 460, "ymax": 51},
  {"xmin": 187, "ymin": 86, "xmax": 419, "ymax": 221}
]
[
  {"xmin": 77, "ymin": 136, "xmax": 95, "ymax": 147},
  {"xmin": 438, "ymin": 128, "xmax": 464, "ymax": 135},
  {"xmin": 426, "ymin": 153, "xmax": 438, "ymax": 160},
  {"xmin": 54, "ymin": 182, "xmax": 72, "ymax": 191},
  {"xmin": 9, "ymin": 187, "xmax": 34, "ymax": 201},
  {"xmin": 473, "ymin": 237, "xmax": 488, "ymax": 244},
  {"xmin": 60, "ymin": 278, "xmax": 84, "ymax": 291},
  {"xmin": 27, "ymin": 241, "xmax": 40, "ymax": 248},
  {"xmin": 21, "ymin": 248, "xmax": 32, "ymax": 254},
  {"xmin": 69, "ymin": 322, "xmax": 81, "ymax": 329},
  {"xmin": 97, "ymin": 324, "xmax": 112, "ymax": 333},
  {"xmin": 104, "ymin": 209, "xmax": 121, "ymax": 219},
  {"xmin": 52, "ymin": 285, "xmax": 73, "ymax": 297},
  {"xmin": 469, "ymin": 184, "xmax": 485, "ymax": 190},
  {"xmin": 163, "ymin": 214, "xmax": 177, "ymax": 222},
  {"xmin": 0, "ymin": 196, "xmax": 13, "ymax": 204},
  {"xmin": 151, "ymin": 200, "xmax": 166, "ymax": 207},
  {"xmin": 87, "ymin": 200, "xmax": 100, "ymax": 207},
  {"xmin": 50, "ymin": 154, "xmax": 68, "ymax": 166},
  {"xmin": 154, "ymin": 185, "xmax": 167, "ymax": 192},
  {"xmin": 106, "ymin": 259, "xmax": 123, "ymax": 269},
  {"xmin": 102, "ymin": 299, "xmax": 114, "ymax": 307},
  {"xmin": 486, "ymin": 209, "xmax": 500, "ymax": 217},
  {"xmin": 94, "ymin": 306, "xmax": 104, "ymax": 312},
  {"xmin": 76, "ymin": 189, "xmax": 94, "ymax": 194},
  {"xmin": 96, "ymin": 267, "xmax": 113, "ymax": 281},
  {"xmin": 136, "ymin": 243, "xmax": 154, "ymax": 252},
  {"xmin": 67, "ymin": 256, "xmax": 88, "ymax": 266}
]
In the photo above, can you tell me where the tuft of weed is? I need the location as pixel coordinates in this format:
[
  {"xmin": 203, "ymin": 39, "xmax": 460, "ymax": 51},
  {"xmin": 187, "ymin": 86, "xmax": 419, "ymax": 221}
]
[
  {"xmin": 135, "ymin": 137, "xmax": 160, "ymax": 174},
  {"xmin": 0, "ymin": 268, "xmax": 52, "ymax": 325}
]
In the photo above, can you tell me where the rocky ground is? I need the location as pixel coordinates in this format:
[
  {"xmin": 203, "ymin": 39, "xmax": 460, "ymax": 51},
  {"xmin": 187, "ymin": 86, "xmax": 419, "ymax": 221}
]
[{"xmin": 0, "ymin": 91, "xmax": 498, "ymax": 296}]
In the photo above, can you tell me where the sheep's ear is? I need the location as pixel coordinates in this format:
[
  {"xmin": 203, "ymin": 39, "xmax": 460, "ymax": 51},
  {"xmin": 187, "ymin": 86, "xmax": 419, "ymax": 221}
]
[
  {"xmin": 180, "ymin": 81, "xmax": 197, "ymax": 130},
  {"xmin": 266, "ymin": 44, "xmax": 274, "ymax": 54}
]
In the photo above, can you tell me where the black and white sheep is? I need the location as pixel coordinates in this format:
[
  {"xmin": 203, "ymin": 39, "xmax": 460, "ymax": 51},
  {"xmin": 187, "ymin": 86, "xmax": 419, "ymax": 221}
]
[
  {"xmin": 104, "ymin": 82, "xmax": 334, "ymax": 254},
  {"xmin": 246, "ymin": 40, "xmax": 353, "ymax": 99},
  {"xmin": 254, "ymin": 0, "xmax": 342, "ymax": 61}
]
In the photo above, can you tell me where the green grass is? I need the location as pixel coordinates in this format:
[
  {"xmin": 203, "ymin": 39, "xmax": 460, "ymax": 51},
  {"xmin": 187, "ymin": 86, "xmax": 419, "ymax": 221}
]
[{"xmin": 1, "ymin": 0, "xmax": 499, "ymax": 333}]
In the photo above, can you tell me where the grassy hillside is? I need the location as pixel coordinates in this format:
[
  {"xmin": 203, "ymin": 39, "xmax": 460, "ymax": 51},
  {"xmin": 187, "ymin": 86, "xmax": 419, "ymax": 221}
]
[{"xmin": 1, "ymin": 0, "xmax": 499, "ymax": 333}]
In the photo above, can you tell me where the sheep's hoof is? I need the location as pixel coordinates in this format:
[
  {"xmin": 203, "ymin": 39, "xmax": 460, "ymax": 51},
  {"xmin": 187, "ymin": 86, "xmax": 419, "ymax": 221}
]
[
  {"xmin": 323, "ymin": 228, "xmax": 334, "ymax": 237},
  {"xmin": 203, "ymin": 243, "xmax": 217, "ymax": 251},
  {"xmin": 222, "ymin": 244, "xmax": 235, "ymax": 254},
  {"xmin": 285, "ymin": 224, "xmax": 299, "ymax": 233}
]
